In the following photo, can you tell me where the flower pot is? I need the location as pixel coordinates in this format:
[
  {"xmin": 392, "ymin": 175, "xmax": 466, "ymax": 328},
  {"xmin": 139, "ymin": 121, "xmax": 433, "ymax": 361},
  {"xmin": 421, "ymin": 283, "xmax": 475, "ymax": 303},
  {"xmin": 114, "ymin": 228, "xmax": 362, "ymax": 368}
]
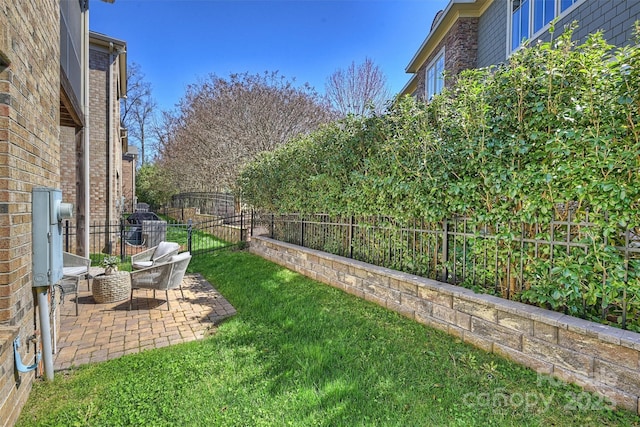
[{"xmin": 104, "ymin": 266, "xmax": 118, "ymax": 275}]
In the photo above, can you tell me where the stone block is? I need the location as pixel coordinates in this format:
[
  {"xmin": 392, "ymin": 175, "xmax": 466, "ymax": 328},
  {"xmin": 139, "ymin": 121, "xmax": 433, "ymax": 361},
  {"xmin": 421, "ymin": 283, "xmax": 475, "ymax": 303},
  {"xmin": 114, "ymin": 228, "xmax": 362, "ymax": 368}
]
[
  {"xmin": 497, "ymin": 310, "xmax": 533, "ymax": 335},
  {"xmin": 386, "ymin": 300, "xmax": 414, "ymax": 320},
  {"xmin": 552, "ymin": 366, "xmax": 638, "ymax": 413},
  {"xmin": 455, "ymin": 311, "xmax": 471, "ymax": 330},
  {"xmin": 592, "ymin": 359, "xmax": 640, "ymax": 397},
  {"xmin": 400, "ymin": 293, "xmax": 432, "ymax": 316},
  {"xmin": 453, "ymin": 297, "xmax": 497, "ymax": 322},
  {"xmin": 365, "ymin": 282, "xmax": 400, "ymax": 304},
  {"xmin": 493, "ymin": 342, "xmax": 553, "ymax": 375},
  {"xmin": 418, "ymin": 286, "xmax": 452, "ymax": 308},
  {"xmin": 432, "ymin": 304, "xmax": 456, "ymax": 324},
  {"xmin": 533, "ymin": 321, "xmax": 558, "ymax": 344},
  {"xmin": 415, "ymin": 312, "xmax": 449, "ymax": 333},
  {"xmin": 463, "ymin": 331, "xmax": 494, "ymax": 352},
  {"xmin": 390, "ymin": 277, "xmax": 418, "ymax": 296},
  {"xmin": 448, "ymin": 324, "xmax": 466, "ymax": 340},
  {"xmin": 363, "ymin": 291, "xmax": 386, "ymax": 308},
  {"xmin": 331, "ymin": 260, "xmax": 349, "ymax": 273},
  {"xmin": 471, "ymin": 317, "xmax": 522, "ymax": 350},
  {"xmin": 523, "ymin": 336, "xmax": 594, "ymax": 377},
  {"xmin": 343, "ymin": 286, "xmax": 364, "ymax": 299},
  {"xmin": 366, "ymin": 270, "xmax": 389, "ymax": 287},
  {"xmin": 559, "ymin": 329, "xmax": 639, "ymax": 370},
  {"xmin": 343, "ymin": 273, "xmax": 360, "ymax": 288},
  {"xmin": 620, "ymin": 330, "xmax": 640, "ymax": 353}
]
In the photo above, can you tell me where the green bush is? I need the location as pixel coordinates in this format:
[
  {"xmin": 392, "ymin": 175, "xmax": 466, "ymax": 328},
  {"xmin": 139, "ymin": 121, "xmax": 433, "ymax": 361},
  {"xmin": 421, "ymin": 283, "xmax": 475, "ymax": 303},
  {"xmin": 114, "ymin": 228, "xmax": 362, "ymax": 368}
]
[{"xmin": 238, "ymin": 23, "xmax": 640, "ymax": 330}]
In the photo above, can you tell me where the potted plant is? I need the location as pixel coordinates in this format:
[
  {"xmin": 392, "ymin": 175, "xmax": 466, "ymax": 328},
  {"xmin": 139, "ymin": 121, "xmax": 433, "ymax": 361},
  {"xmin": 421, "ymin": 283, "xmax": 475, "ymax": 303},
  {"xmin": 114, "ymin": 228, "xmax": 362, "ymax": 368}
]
[{"xmin": 102, "ymin": 256, "xmax": 120, "ymax": 275}]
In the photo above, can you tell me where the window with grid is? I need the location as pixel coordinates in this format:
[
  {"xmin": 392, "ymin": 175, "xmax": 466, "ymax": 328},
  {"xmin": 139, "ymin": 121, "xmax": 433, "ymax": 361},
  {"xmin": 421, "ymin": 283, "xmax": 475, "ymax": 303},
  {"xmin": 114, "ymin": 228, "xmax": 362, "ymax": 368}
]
[
  {"xmin": 425, "ymin": 51, "xmax": 445, "ymax": 100},
  {"xmin": 510, "ymin": 0, "xmax": 582, "ymax": 51}
]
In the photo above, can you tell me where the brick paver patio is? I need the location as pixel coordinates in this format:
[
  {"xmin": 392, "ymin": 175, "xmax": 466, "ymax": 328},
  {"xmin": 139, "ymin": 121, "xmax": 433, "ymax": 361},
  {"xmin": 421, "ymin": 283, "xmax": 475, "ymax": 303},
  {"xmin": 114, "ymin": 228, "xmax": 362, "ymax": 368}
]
[{"xmin": 53, "ymin": 272, "xmax": 236, "ymax": 371}]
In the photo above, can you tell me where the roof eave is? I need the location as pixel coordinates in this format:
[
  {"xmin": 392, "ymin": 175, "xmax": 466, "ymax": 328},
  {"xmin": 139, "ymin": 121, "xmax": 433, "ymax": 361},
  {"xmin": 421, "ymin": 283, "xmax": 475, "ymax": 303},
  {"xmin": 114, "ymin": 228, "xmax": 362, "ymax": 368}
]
[{"xmin": 405, "ymin": 0, "xmax": 490, "ymax": 74}]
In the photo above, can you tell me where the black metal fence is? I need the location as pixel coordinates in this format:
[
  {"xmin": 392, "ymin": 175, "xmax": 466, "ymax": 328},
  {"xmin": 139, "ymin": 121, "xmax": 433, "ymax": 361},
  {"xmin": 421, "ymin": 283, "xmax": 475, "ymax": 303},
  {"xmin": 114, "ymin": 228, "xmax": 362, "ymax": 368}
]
[
  {"xmin": 170, "ymin": 192, "xmax": 236, "ymax": 217},
  {"xmin": 63, "ymin": 213, "xmax": 247, "ymax": 262},
  {"xmin": 68, "ymin": 210, "xmax": 640, "ymax": 329},
  {"xmin": 251, "ymin": 212, "xmax": 640, "ymax": 330}
]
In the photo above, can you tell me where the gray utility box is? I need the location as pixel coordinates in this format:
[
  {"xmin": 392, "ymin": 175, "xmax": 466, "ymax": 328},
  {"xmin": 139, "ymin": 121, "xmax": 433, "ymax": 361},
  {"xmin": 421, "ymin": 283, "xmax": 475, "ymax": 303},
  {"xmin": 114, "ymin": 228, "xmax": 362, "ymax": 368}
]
[
  {"xmin": 142, "ymin": 220, "xmax": 167, "ymax": 248},
  {"xmin": 32, "ymin": 188, "xmax": 73, "ymax": 287}
]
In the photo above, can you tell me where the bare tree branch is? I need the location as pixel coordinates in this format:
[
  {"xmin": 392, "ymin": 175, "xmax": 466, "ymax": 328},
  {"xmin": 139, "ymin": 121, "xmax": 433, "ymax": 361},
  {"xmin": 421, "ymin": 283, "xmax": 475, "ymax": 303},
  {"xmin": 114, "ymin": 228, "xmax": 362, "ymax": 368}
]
[
  {"xmin": 156, "ymin": 71, "xmax": 336, "ymax": 193},
  {"xmin": 325, "ymin": 57, "xmax": 391, "ymax": 117},
  {"xmin": 121, "ymin": 62, "xmax": 157, "ymax": 165}
]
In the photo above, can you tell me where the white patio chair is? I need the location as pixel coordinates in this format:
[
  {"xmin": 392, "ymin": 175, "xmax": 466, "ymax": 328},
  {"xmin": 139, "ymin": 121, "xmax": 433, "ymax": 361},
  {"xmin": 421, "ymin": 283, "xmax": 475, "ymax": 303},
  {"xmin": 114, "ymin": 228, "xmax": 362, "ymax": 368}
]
[
  {"xmin": 129, "ymin": 252, "xmax": 192, "ymax": 310},
  {"xmin": 61, "ymin": 252, "xmax": 91, "ymax": 316},
  {"xmin": 130, "ymin": 241, "xmax": 180, "ymax": 270}
]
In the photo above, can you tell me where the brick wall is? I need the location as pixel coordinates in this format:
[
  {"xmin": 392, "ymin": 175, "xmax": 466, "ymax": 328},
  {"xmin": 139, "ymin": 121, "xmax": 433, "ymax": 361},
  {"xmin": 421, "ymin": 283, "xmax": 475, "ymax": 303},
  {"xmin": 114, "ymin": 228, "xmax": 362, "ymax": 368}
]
[
  {"xmin": 414, "ymin": 17, "xmax": 478, "ymax": 100},
  {"xmin": 122, "ymin": 155, "xmax": 135, "ymax": 213},
  {"xmin": 0, "ymin": 1, "xmax": 61, "ymax": 425},
  {"xmin": 60, "ymin": 126, "xmax": 79, "ymax": 205},
  {"xmin": 89, "ymin": 48, "xmax": 109, "ymax": 223},
  {"xmin": 250, "ymin": 236, "xmax": 640, "ymax": 415},
  {"xmin": 88, "ymin": 43, "xmax": 125, "ymax": 255}
]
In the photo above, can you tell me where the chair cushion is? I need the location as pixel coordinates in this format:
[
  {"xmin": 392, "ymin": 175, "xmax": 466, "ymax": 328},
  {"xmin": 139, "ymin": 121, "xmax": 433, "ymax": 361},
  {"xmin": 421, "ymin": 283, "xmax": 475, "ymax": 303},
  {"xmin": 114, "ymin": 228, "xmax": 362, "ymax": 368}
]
[
  {"xmin": 133, "ymin": 260, "xmax": 154, "ymax": 269},
  {"xmin": 170, "ymin": 252, "xmax": 191, "ymax": 262},
  {"xmin": 152, "ymin": 241, "xmax": 179, "ymax": 261},
  {"xmin": 63, "ymin": 266, "xmax": 88, "ymax": 276}
]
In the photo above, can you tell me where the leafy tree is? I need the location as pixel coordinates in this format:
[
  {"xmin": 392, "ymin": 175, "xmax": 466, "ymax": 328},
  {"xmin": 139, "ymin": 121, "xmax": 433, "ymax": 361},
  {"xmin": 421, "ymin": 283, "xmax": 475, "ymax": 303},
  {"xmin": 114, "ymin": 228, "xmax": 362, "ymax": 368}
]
[
  {"xmin": 325, "ymin": 57, "xmax": 391, "ymax": 116},
  {"xmin": 135, "ymin": 163, "xmax": 176, "ymax": 209}
]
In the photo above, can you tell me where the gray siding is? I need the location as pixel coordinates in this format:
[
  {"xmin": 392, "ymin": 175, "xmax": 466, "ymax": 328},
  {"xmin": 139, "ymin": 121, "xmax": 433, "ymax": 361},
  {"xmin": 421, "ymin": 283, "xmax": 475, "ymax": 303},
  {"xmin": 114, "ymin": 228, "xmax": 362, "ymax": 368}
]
[
  {"xmin": 477, "ymin": 0, "xmax": 508, "ymax": 67},
  {"xmin": 559, "ymin": 0, "xmax": 640, "ymax": 47},
  {"xmin": 476, "ymin": 0, "xmax": 640, "ymax": 70},
  {"xmin": 535, "ymin": 0, "xmax": 639, "ymax": 47}
]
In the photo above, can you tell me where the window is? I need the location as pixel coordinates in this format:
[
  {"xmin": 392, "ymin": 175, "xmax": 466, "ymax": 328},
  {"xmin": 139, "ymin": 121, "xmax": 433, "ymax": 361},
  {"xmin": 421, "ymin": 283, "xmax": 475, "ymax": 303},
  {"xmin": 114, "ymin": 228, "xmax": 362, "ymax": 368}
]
[
  {"xmin": 511, "ymin": 0, "xmax": 530, "ymax": 51},
  {"xmin": 426, "ymin": 50, "xmax": 445, "ymax": 100},
  {"xmin": 510, "ymin": 0, "xmax": 584, "ymax": 51},
  {"xmin": 533, "ymin": 0, "xmax": 554, "ymax": 33},
  {"xmin": 560, "ymin": 0, "xmax": 578, "ymax": 12}
]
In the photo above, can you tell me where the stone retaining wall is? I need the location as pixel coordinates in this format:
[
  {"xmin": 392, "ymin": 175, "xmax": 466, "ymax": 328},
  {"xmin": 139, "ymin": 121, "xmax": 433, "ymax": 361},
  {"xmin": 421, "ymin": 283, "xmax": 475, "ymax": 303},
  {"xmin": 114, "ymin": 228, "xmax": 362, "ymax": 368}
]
[{"xmin": 250, "ymin": 236, "xmax": 640, "ymax": 414}]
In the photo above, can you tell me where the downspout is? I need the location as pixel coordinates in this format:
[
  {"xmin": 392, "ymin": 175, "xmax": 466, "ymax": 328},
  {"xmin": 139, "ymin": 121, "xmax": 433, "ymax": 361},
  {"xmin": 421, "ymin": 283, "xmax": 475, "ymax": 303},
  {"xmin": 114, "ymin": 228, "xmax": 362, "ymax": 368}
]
[
  {"xmin": 82, "ymin": 5, "xmax": 90, "ymax": 256},
  {"xmin": 108, "ymin": 42, "xmax": 114, "ymax": 226}
]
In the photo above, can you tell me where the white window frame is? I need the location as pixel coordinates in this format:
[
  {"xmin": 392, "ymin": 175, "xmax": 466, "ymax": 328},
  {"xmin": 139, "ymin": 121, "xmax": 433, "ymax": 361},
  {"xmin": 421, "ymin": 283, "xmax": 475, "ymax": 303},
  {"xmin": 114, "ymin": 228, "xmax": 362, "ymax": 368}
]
[
  {"xmin": 507, "ymin": 0, "xmax": 587, "ymax": 54},
  {"xmin": 425, "ymin": 48, "xmax": 445, "ymax": 101}
]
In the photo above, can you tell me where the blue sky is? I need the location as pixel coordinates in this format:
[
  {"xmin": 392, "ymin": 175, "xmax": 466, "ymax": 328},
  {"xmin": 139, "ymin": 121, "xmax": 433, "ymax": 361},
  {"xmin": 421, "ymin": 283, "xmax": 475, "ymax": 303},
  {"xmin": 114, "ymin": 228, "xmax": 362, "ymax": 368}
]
[{"xmin": 90, "ymin": 0, "xmax": 449, "ymax": 112}]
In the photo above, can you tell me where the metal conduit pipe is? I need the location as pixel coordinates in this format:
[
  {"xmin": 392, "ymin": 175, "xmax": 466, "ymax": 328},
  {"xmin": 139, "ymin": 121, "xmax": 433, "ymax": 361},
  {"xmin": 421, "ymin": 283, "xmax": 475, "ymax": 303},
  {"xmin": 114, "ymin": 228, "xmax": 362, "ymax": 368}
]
[{"xmin": 37, "ymin": 287, "xmax": 54, "ymax": 380}]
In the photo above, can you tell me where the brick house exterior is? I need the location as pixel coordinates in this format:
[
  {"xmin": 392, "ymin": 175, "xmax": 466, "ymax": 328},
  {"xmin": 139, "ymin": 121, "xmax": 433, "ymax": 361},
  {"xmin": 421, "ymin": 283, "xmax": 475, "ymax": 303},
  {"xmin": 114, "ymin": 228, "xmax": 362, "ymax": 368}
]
[
  {"xmin": 0, "ymin": 2, "xmax": 128, "ymax": 425},
  {"xmin": 88, "ymin": 32, "xmax": 127, "ymax": 226},
  {"xmin": 122, "ymin": 146, "xmax": 138, "ymax": 214},
  {"xmin": 60, "ymin": 32, "xmax": 128, "ymax": 255},
  {"xmin": 0, "ymin": 1, "xmax": 87, "ymax": 425},
  {"xmin": 402, "ymin": 0, "xmax": 640, "ymax": 98}
]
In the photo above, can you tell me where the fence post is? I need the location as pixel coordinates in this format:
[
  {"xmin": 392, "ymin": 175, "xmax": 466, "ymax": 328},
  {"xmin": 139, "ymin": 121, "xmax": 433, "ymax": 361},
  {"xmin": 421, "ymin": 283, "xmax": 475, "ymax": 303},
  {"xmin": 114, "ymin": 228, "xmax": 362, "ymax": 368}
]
[
  {"xmin": 250, "ymin": 210, "xmax": 254, "ymax": 237},
  {"xmin": 349, "ymin": 215, "xmax": 355, "ymax": 259},
  {"xmin": 271, "ymin": 213, "xmax": 275, "ymax": 239},
  {"xmin": 119, "ymin": 218, "xmax": 125, "ymax": 261},
  {"xmin": 240, "ymin": 211, "xmax": 245, "ymax": 242},
  {"xmin": 441, "ymin": 219, "xmax": 449, "ymax": 282},
  {"xmin": 187, "ymin": 219, "xmax": 193, "ymax": 254},
  {"xmin": 300, "ymin": 214, "xmax": 305, "ymax": 247}
]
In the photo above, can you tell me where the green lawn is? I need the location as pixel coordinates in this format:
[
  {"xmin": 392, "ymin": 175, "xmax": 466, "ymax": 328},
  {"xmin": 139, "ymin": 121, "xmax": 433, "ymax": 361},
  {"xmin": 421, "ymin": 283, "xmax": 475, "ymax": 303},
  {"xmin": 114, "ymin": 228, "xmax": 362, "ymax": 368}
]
[{"xmin": 18, "ymin": 250, "xmax": 640, "ymax": 426}]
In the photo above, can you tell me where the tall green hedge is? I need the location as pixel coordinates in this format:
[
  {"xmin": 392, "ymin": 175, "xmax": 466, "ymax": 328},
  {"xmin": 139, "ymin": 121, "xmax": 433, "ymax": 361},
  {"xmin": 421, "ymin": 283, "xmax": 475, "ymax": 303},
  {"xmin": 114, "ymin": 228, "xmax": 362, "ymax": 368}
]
[
  {"xmin": 238, "ymin": 24, "xmax": 640, "ymax": 329},
  {"xmin": 240, "ymin": 25, "xmax": 639, "ymax": 224}
]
